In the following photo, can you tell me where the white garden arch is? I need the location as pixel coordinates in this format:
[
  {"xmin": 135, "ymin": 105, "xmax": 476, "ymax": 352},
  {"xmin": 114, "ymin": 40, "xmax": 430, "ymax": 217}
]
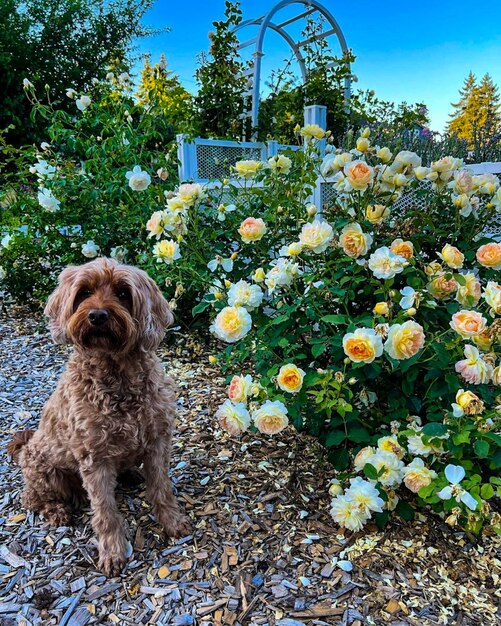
[{"xmin": 233, "ymin": 0, "xmax": 351, "ymax": 131}]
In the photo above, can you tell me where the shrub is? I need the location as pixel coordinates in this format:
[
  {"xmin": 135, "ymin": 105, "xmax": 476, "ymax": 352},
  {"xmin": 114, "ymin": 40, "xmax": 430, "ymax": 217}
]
[
  {"xmin": 0, "ymin": 75, "xmax": 177, "ymax": 301},
  {"xmin": 145, "ymin": 127, "xmax": 501, "ymax": 534}
]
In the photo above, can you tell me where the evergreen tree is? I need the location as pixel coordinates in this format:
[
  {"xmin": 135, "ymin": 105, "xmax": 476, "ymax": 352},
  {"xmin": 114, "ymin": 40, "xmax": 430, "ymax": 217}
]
[
  {"xmin": 194, "ymin": 1, "xmax": 247, "ymax": 139},
  {"xmin": 137, "ymin": 54, "xmax": 193, "ymax": 130},
  {"xmin": 448, "ymin": 72, "xmax": 500, "ymax": 151}
]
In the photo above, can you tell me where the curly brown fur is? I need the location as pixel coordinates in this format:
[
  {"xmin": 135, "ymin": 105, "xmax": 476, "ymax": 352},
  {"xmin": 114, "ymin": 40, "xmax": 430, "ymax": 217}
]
[{"xmin": 8, "ymin": 258, "xmax": 190, "ymax": 576}]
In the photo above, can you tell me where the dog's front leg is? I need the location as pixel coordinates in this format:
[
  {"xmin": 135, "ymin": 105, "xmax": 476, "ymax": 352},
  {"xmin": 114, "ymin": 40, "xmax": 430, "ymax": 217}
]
[
  {"xmin": 143, "ymin": 438, "xmax": 191, "ymax": 538},
  {"xmin": 81, "ymin": 464, "xmax": 128, "ymax": 576}
]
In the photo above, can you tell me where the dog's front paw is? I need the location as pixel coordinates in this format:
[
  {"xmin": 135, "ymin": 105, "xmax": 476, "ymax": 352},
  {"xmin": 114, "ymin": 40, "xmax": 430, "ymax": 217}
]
[
  {"xmin": 41, "ymin": 503, "xmax": 72, "ymax": 527},
  {"xmin": 162, "ymin": 514, "xmax": 192, "ymax": 538},
  {"xmin": 98, "ymin": 551, "xmax": 127, "ymax": 577}
]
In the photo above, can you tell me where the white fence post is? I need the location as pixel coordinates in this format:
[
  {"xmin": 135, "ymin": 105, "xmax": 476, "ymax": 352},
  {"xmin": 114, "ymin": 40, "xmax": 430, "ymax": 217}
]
[
  {"xmin": 304, "ymin": 104, "xmax": 327, "ymax": 156},
  {"xmin": 267, "ymin": 140, "xmax": 279, "ymax": 158},
  {"xmin": 176, "ymin": 134, "xmax": 198, "ymax": 181}
]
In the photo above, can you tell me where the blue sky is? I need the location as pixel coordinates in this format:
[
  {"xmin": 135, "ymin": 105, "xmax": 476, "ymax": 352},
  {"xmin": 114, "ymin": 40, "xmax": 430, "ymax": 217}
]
[{"xmin": 135, "ymin": 0, "xmax": 501, "ymax": 133}]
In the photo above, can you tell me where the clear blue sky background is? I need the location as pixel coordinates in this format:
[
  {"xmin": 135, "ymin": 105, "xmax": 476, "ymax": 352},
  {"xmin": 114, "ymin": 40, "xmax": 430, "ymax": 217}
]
[{"xmin": 135, "ymin": 0, "xmax": 501, "ymax": 133}]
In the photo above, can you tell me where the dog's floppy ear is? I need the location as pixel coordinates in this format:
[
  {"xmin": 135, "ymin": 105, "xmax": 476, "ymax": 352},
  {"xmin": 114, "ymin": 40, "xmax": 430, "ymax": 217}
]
[
  {"xmin": 44, "ymin": 265, "xmax": 80, "ymax": 344},
  {"xmin": 132, "ymin": 268, "xmax": 173, "ymax": 351}
]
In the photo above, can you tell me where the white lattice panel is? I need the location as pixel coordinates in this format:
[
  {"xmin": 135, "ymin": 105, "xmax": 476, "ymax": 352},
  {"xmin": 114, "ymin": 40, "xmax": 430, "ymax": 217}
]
[{"xmin": 196, "ymin": 144, "xmax": 264, "ymax": 180}]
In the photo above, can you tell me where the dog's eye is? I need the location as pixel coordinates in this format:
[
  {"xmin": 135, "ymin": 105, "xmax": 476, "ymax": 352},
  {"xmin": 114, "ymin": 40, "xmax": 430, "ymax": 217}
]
[
  {"xmin": 79, "ymin": 288, "xmax": 92, "ymax": 299},
  {"xmin": 117, "ymin": 288, "xmax": 131, "ymax": 301}
]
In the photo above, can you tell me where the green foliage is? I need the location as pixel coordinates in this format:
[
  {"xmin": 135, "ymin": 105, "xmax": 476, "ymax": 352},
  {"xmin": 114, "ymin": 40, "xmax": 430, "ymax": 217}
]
[
  {"xmin": 0, "ymin": 77, "xmax": 177, "ymax": 301},
  {"xmin": 447, "ymin": 72, "xmax": 501, "ymax": 160},
  {"xmin": 137, "ymin": 54, "xmax": 194, "ymax": 132},
  {"xmin": 0, "ymin": 0, "xmax": 157, "ymax": 147},
  {"xmin": 193, "ymin": 1, "xmax": 248, "ymax": 139}
]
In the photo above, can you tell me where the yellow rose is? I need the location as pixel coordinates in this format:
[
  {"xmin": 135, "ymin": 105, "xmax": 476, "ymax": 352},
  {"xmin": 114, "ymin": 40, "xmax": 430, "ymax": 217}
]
[
  {"xmin": 210, "ymin": 306, "xmax": 252, "ymax": 343},
  {"xmin": 472, "ymin": 329, "xmax": 493, "ymax": 352},
  {"xmin": 300, "ymin": 124, "xmax": 326, "ymax": 140},
  {"xmin": 152, "ymin": 239, "xmax": 181, "ymax": 264},
  {"xmin": 268, "ymin": 154, "xmax": 292, "ymax": 175},
  {"xmin": 483, "ymin": 281, "xmax": 501, "ymax": 315},
  {"xmin": 344, "ymin": 160, "xmax": 374, "ymax": 190},
  {"xmin": 299, "ymin": 219, "xmax": 334, "ymax": 253},
  {"xmin": 390, "ymin": 238, "xmax": 414, "ymax": 260},
  {"xmin": 238, "ymin": 217, "xmax": 267, "ymax": 243},
  {"xmin": 343, "ymin": 328, "xmax": 383, "ymax": 363},
  {"xmin": 438, "ymin": 244, "xmax": 464, "ymax": 269},
  {"xmin": 339, "ymin": 223, "xmax": 373, "ymax": 258},
  {"xmin": 356, "ymin": 137, "xmax": 370, "ymax": 152},
  {"xmin": 455, "ymin": 272, "xmax": 481, "ymax": 307},
  {"xmin": 253, "ymin": 267, "xmax": 266, "ymax": 283},
  {"xmin": 377, "ymin": 436, "xmax": 405, "ymax": 459},
  {"xmin": 234, "ymin": 160, "xmax": 262, "ymax": 179},
  {"xmin": 366, "ymin": 204, "xmax": 390, "ymax": 224},
  {"xmin": 287, "ymin": 241, "xmax": 303, "ymax": 256},
  {"xmin": 454, "ymin": 389, "xmax": 484, "ymax": 415},
  {"xmin": 374, "ymin": 301, "xmax": 390, "ymax": 316},
  {"xmin": 425, "ymin": 261, "xmax": 443, "ymax": 276},
  {"xmin": 450, "ymin": 310, "xmax": 487, "ymax": 339},
  {"xmin": 384, "ymin": 320, "xmax": 425, "ymax": 360},
  {"xmin": 476, "ymin": 242, "xmax": 501, "ymax": 270},
  {"xmin": 376, "ymin": 147, "xmax": 392, "ymax": 162},
  {"xmin": 276, "ymin": 363, "xmax": 306, "ymax": 394}
]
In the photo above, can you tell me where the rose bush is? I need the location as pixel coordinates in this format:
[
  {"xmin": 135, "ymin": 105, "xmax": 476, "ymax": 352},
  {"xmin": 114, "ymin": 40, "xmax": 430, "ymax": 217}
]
[
  {"xmin": 145, "ymin": 125, "xmax": 500, "ymax": 534},
  {"xmin": 0, "ymin": 73, "xmax": 177, "ymax": 301}
]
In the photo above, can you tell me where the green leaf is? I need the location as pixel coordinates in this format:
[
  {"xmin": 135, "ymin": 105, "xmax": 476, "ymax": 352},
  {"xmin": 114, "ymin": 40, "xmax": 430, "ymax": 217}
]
[
  {"xmin": 474, "ymin": 440, "xmax": 490, "ymax": 458},
  {"xmin": 321, "ymin": 314, "xmax": 346, "ymax": 324},
  {"xmin": 311, "ymin": 343, "xmax": 326, "ymax": 358},
  {"xmin": 347, "ymin": 426, "xmax": 371, "ymax": 443},
  {"xmin": 326, "ymin": 430, "xmax": 346, "ymax": 447},
  {"xmin": 363, "ymin": 463, "xmax": 378, "ymax": 480},
  {"xmin": 454, "ymin": 273, "xmax": 467, "ymax": 286},
  {"xmin": 374, "ymin": 511, "xmax": 389, "ymax": 529},
  {"xmin": 480, "ymin": 484, "xmax": 495, "ymax": 499},
  {"xmin": 395, "ymin": 500, "xmax": 415, "ymax": 521},
  {"xmin": 330, "ymin": 448, "xmax": 350, "ymax": 471},
  {"xmin": 453, "ymin": 432, "xmax": 470, "ymax": 445},
  {"xmin": 422, "ymin": 422, "xmax": 448, "ymax": 437},
  {"xmin": 192, "ymin": 300, "xmax": 210, "ymax": 315}
]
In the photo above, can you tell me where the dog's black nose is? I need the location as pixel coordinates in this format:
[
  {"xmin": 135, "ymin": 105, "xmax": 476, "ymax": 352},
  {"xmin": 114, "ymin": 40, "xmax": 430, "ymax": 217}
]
[{"xmin": 88, "ymin": 309, "xmax": 109, "ymax": 326}]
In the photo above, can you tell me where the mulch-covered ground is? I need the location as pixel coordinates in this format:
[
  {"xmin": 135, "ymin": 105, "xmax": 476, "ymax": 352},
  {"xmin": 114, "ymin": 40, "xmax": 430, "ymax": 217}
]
[{"xmin": 0, "ymin": 303, "xmax": 499, "ymax": 626}]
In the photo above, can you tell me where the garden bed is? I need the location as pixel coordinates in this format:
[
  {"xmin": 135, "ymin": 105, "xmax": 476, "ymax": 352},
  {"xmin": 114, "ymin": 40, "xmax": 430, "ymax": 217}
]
[{"xmin": 0, "ymin": 305, "xmax": 499, "ymax": 626}]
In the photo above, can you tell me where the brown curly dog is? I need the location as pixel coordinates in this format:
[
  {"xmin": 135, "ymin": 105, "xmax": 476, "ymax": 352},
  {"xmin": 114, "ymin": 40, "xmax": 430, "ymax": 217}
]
[{"xmin": 7, "ymin": 257, "xmax": 190, "ymax": 576}]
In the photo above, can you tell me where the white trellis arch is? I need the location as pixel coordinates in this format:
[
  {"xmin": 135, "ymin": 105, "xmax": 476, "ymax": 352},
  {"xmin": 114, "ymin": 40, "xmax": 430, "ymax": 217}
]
[{"xmin": 233, "ymin": 0, "xmax": 351, "ymax": 131}]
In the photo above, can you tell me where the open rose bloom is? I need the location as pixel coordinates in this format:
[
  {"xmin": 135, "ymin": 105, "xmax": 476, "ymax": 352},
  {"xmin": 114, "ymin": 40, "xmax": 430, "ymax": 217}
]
[{"xmin": 138, "ymin": 125, "xmax": 500, "ymax": 535}]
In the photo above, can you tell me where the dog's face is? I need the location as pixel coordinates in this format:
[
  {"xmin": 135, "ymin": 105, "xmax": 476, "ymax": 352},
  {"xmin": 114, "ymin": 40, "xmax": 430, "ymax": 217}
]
[{"xmin": 44, "ymin": 258, "xmax": 173, "ymax": 353}]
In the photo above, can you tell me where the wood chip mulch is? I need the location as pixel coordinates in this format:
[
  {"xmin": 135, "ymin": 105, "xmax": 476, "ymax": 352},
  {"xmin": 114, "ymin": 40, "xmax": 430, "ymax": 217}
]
[{"xmin": 0, "ymin": 304, "xmax": 500, "ymax": 626}]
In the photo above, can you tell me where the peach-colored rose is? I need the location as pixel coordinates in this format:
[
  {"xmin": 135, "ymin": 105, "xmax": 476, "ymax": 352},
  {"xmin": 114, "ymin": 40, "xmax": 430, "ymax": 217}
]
[
  {"xmin": 238, "ymin": 217, "xmax": 267, "ymax": 244},
  {"xmin": 476, "ymin": 242, "xmax": 501, "ymax": 270},
  {"xmin": 344, "ymin": 160, "xmax": 374, "ymax": 190},
  {"xmin": 228, "ymin": 374, "xmax": 253, "ymax": 403},
  {"xmin": 403, "ymin": 458, "xmax": 437, "ymax": 493},
  {"xmin": 252, "ymin": 400, "xmax": 289, "ymax": 435},
  {"xmin": 339, "ymin": 223, "xmax": 373, "ymax": 258},
  {"xmin": 276, "ymin": 363, "xmax": 305, "ymax": 394},
  {"xmin": 455, "ymin": 345, "xmax": 492, "ymax": 385},
  {"xmin": 450, "ymin": 310, "xmax": 487, "ymax": 339},
  {"xmin": 390, "ymin": 239, "xmax": 414, "ymax": 260},
  {"xmin": 343, "ymin": 328, "xmax": 383, "ymax": 363},
  {"xmin": 384, "ymin": 321, "xmax": 425, "ymax": 360},
  {"xmin": 428, "ymin": 274, "xmax": 458, "ymax": 299}
]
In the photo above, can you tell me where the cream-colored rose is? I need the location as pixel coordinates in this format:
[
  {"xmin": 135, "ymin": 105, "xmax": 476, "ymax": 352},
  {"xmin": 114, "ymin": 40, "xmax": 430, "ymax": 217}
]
[
  {"xmin": 343, "ymin": 328, "xmax": 383, "ymax": 363},
  {"xmin": 339, "ymin": 223, "xmax": 372, "ymax": 258},
  {"xmin": 451, "ymin": 169, "xmax": 473, "ymax": 194},
  {"xmin": 268, "ymin": 154, "xmax": 292, "ymax": 174},
  {"xmin": 384, "ymin": 321, "xmax": 425, "ymax": 360},
  {"xmin": 234, "ymin": 160, "xmax": 262, "ymax": 178},
  {"xmin": 450, "ymin": 310, "xmax": 487, "ymax": 338},
  {"xmin": 177, "ymin": 182, "xmax": 205, "ymax": 205},
  {"xmin": 216, "ymin": 400, "xmax": 251, "ymax": 435},
  {"xmin": 414, "ymin": 166, "xmax": 430, "ymax": 181},
  {"xmin": 238, "ymin": 217, "xmax": 267, "ymax": 243},
  {"xmin": 276, "ymin": 363, "xmax": 306, "ymax": 394},
  {"xmin": 455, "ymin": 272, "xmax": 481, "ymax": 307},
  {"xmin": 210, "ymin": 306, "xmax": 252, "ymax": 343},
  {"xmin": 366, "ymin": 204, "xmax": 390, "ymax": 224},
  {"xmin": 353, "ymin": 446, "xmax": 376, "ymax": 471},
  {"xmin": 476, "ymin": 242, "xmax": 501, "ymax": 270},
  {"xmin": 146, "ymin": 210, "xmax": 166, "ymax": 239},
  {"xmin": 491, "ymin": 365, "xmax": 501, "ymax": 385},
  {"xmin": 390, "ymin": 238, "xmax": 414, "ymax": 260},
  {"xmin": 403, "ymin": 458, "xmax": 437, "ymax": 493},
  {"xmin": 483, "ymin": 281, "xmax": 501, "ymax": 315},
  {"xmin": 393, "ymin": 150, "xmax": 421, "ymax": 169},
  {"xmin": 455, "ymin": 345, "xmax": 492, "ymax": 385},
  {"xmin": 344, "ymin": 160, "xmax": 374, "ymax": 190},
  {"xmin": 252, "ymin": 400, "xmax": 289, "ymax": 435},
  {"xmin": 377, "ymin": 147, "xmax": 392, "ymax": 163},
  {"xmin": 299, "ymin": 219, "xmax": 334, "ymax": 253},
  {"xmin": 328, "ymin": 480, "xmax": 343, "ymax": 497},
  {"xmin": 438, "ymin": 244, "xmax": 464, "ymax": 269},
  {"xmin": 333, "ymin": 152, "xmax": 353, "ymax": 169}
]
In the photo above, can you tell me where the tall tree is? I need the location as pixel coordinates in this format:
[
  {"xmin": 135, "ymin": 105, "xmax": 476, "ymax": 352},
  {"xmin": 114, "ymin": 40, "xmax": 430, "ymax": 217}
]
[
  {"xmin": 448, "ymin": 72, "xmax": 500, "ymax": 150},
  {"xmin": 194, "ymin": 1, "xmax": 247, "ymax": 139},
  {"xmin": 137, "ymin": 54, "xmax": 193, "ymax": 131},
  {"xmin": 0, "ymin": 0, "xmax": 156, "ymax": 147}
]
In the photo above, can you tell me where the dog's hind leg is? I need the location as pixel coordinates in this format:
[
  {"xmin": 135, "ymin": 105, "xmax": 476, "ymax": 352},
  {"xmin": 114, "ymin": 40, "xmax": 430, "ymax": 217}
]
[
  {"xmin": 143, "ymin": 436, "xmax": 191, "ymax": 538},
  {"xmin": 18, "ymin": 438, "xmax": 81, "ymax": 526}
]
